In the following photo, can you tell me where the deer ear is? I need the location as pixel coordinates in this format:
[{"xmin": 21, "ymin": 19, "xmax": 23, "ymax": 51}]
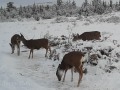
[{"xmin": 20, "ymin": 33, "xmax": 23, "ymax": 37}]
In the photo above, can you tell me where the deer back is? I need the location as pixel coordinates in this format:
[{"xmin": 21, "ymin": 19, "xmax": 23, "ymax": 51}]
[
  {"xmin": 24, "ymin": 39, "xmax": 49, "ymax": 49},
  {"xmin": 79, "ymin": 31, "xmax": 101, "ymax": 41},
  {"xmin": 73, "ymin": 31, "xmax": 101, "ymax": 41},
  {"xmin": 60, "ymin": 51, "xmax": 84, "ymax": 69}
]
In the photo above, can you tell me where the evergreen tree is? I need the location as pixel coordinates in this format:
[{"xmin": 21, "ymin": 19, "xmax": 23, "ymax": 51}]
[
  {"xmin": 110, "ymin": 0, "xmax": 113, "ymax": 8},
  {"xmin": 115, "ymin": 2, "xmax": 118, "ymax": 7},
  {"xmin": 119, "ymin": 0, "xmax": 120, "ymax": 6},
  {"xmin": 45, "ymin": 5, "xmax": 50, "ymax": 10},
  {"xmin": 84, "ymin": 0, "xmax": 88, "ymax": 6},
  {"xmin": 92, "ymin": 0, "xmax": 104, "ymax": 14},
  {"xmin": 72, "ymin": 0, "xmax": 76, "ymax": 8},
  {"xmin": 57, "ymin": 0, "xmax": 62, "ymax": 6},
  {"xmin": 19, "ymin": 5, "xmax": 23, "ymax": 16},
  {"xmin": 0, "ymin": 6, "xmax": 3, "ymax": 10},
  {"xmin": 32, "ymin": 3, "xmax": 37, "ymax": 15},
  {"xmin": 7, "ymin": 2, "xmax": 15, "ymax": 12},
  {"xmin": 39, "ymin": 5, "xmax": 43, "ymax": 13},
  {"xmin": 103, "ymin": 1, "xmax": 107, "ymax": 8}
]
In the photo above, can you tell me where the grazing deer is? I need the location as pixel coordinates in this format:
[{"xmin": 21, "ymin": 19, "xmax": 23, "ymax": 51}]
[
  {"xmin": 9, "ymin": 34, "xmax": 21, "ymax": 56},
  {"xmin": 73, "ymin": 31, "xmax": 101, "ymax": 41},
  {"xmin": 56, "ymin": 51, "xmax": 84, "ymax": 87},
  {"xmin": 20, "ymin": 33, "xmax": 51, "ymax": 59}
]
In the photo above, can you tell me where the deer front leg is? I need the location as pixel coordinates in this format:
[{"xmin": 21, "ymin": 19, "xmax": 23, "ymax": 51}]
[
  {"xmin": 12, "ymin": 45, "xmax": 15, "ymax": 54},
  {"xmin": 76, "ymin": 66, "xmax": 83, "ymax": 87},
  {"xmin": 49, "ymin": 46, "xmax": 51, "ymax": 55},
  {"xmin": 71, "ymin": 67, "xmax": 74, "ymax": 82},
  {"xmin": 17, "ymin": 44, "xmax": 20, "ymax": 56},
  {"xmin": 29, "ymin": 49, "xmax": 32, "ymax": 59},
  {"xmin": 63, "ymin": 69, "xmax": 67, "ymax": 82},
  {"xmin": 45, "ymin": 49, "xmax": 48, "ymax": 57},
  {"xmin": 10, "ymin": 44, "xmax": 15, "ymax": 54}
]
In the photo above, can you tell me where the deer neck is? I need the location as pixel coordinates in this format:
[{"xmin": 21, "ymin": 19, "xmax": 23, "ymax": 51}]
[
  {"xmin": 60, "ymin": 61, "xmax": 68, "ymax": 70},
  {"xmin": 22, "ymin": 37, "xmax": 27, "ymax": 45}
]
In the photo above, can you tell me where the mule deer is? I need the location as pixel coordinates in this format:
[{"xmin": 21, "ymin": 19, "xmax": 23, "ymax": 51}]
[
  {"xmin": 73, "ymin": 31, "xmax": 101, "ymax": 41},
  {"xmin": 9, "ymin": 34, "xmax": 21, "ymax": 56},
  {"xmin": 20, "ymin": 33, "xmax": 51, "ymax": 59},
  {"xmin": 56, "ymin": 51, "xmax": 84, "ymax": 87}
]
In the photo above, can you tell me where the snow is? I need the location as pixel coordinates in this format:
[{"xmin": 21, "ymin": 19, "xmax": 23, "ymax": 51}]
[{"xmin": 1, "ymin": 12, "xmax": 120, "ymax": 90}]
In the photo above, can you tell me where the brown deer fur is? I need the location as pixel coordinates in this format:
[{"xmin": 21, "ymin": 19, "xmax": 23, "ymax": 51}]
[
  {"xmin": 20, "ymin": 33, "xmax": 51, "ymax": 59},
  {"xmin": 56, "ymin": 51, "xmax": 84, "ymax": 87},
  {"xmin": 9, "ymin": 34, "xmax": 21, "ymax": 56},
  {"xmin": 73, "ymin": 31, "xmax": 101, "ymax": 41}
]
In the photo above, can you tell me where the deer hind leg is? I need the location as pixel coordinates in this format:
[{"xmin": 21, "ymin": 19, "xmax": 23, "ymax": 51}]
[
  {"xmin": 49, "ymin": 46, "xmax": 51, "ymax": 55},
  {"xmin": 32, "ymin": 49, "xmax": 33, "ymax": 58},
  {"xmin": 71, "ymin": 67, "xmax": 74, "ymax": 82},
  {"xmin": 48, "ymin": 46, "xmax": 52, "ymax": 59},
  {"xmin": 45, "ymin": 48, "xmax": 48, "ymax": 57},
  {"xmin": 75, "ymin": 66, "xmax": 83, "ymax": 87},
  {"xmin": 29, "ymin": 49, "xmax": 33, "ymax": 59}
]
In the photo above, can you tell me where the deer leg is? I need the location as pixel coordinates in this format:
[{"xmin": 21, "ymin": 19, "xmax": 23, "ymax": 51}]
[
  {"xmin": 17, "ymin": 44, "xmax": 20, "ymax": 56},
  {"xmin": 45, "ymin": 49, "xmax": 48, "ymax": 57},
  {"xmin": 29, "ymin": 49, "xmax": 32, "ymax": 59},
  {"xmin": 12, "ymin": 45, "xmax": 15, "ymax": 54},
  {"xmin": 76, "ymin": 66, "xmax": 83, "ymax": 87},
  {"xmin": 71, "ymin": 67, "xmax": 74, "ymax": 82},
  {"xmin": 48, "ymin": 46, "xmax": 52, "ymax": 59},
  {"xmin": 9, "ymin": 43, "xmax": 13, "ymax": 54},
  {"xmin": 11, "ymin": 49, "xmax": 14, "ymax": 54},
  {"xmin": 49, "ymin": 46, "xmax": 51, "ymax": 55},
  {"xmin": 32, "ymin": 49, "xmax": 33, "ymax": 58},
  {"xmin": 80, "ymin": 66, "xmax": 83, "ymax": 80},
  {"xmin": 63, "ymin": 69, "xmax": 67, "ymax": 82}
]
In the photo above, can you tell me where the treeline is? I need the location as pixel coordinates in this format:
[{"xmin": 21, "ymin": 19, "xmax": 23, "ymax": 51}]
[
  {"xmin": 80, "ymin": 0, "xmax": 120, "ymax": 16},
  {"xmin": 0, "ymin": 1, "xmax": 77, "ymax": 21},
  {"xmin": 0, "ymin": 0, "xmax": 120, "ymax": 21}
]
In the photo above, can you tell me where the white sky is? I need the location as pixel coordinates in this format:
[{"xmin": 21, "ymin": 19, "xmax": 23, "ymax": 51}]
[{"xmin": 0, "ymin": 0, "xmax": 119, "ymax": 7}]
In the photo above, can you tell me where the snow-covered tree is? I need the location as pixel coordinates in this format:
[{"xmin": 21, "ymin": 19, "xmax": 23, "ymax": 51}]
[
  {"xmin": 7, "ymin": 2, "xmax": 16, "ymax": 12},
  {"xmin": 72, "ymin": 0, "xmax": 76, "ymax": 9},
  {"xmin": 110, "ymin": 0, "xmax": 113, "ymax": 8},
  {"xmin": 57, "ymin": 0, "xmax": 62, "ymax": 6}
]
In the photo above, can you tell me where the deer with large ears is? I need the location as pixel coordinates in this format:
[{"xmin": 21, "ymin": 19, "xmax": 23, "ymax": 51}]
[
  {"xmin": 20, "ymin": 33, "xmax": 51, "ymax": 59},
  {"xmin": 56, "ymin": 51, "xmax": 84, "ymax": 87},
  {"xmin": 9, "ymin": 34, "xmax": 21, "ymax": 56}
]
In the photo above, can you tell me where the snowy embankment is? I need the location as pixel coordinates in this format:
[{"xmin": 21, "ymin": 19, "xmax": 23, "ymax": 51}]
[{"xmin": 1, "ymin": 12, "xmax": 120, "ymax": 90}]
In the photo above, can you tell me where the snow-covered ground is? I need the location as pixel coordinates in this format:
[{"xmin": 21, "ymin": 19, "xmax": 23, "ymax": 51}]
[{"xmin": 1, "ymin": 12, "xmax": 120, "ymax": 90}]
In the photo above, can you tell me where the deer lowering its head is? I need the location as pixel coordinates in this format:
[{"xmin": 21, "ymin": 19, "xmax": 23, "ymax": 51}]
[
  {"xmin": 9, "ymin": 34, "xmax": 21, "ymax": 56},
  {"xmin": 73, "ymin": 31, "xmax": 101, "ymax": 41},
  {"xmin": 56, "ymin": 51, "xmax": 84, "ymax": 87},
  {"xmin": 20, "ymin": 33, "xmax": 51, "ymax": 59}
]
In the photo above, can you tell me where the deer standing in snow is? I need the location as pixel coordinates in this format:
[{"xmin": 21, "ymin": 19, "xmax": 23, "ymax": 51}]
[
  {"xmin": 20, "ymin": 33, "xmax": 51, "ymax": 59},
  {"xmin": 56, "ymin": 51, "xmax": 84, "ymax": 87},
  {"xmin": 9, "ymin": 34, "xmax": 21, "ymax": 56}
]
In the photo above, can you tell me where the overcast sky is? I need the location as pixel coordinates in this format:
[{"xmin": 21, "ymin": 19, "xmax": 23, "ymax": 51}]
[{"xmin": 0, "ymin": 0, "xmax": 120, "ymax": 7}]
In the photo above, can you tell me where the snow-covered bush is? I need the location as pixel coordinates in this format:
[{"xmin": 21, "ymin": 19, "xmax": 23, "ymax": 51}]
[
  {"xmin": 106, "ymin": 16, "xmax": 120, "ymax": 23},
  {"xmin": 95, "ymin": 15, "xmax": 120, "ymax": 24},
  {"xmin": 76, "ymin": 15, "xmax": 84, "ymax": 20},
  {"xmin": 54, "ymin": 16, "xmax": 69, "ymax": 23}
]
